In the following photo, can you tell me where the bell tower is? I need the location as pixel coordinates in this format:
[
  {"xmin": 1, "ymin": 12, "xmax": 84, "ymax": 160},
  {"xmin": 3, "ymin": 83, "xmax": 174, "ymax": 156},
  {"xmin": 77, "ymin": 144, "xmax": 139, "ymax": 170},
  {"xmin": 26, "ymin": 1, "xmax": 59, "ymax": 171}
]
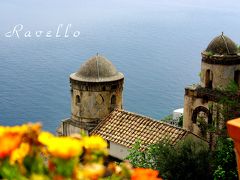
[
  {"xmin": 61, "ymin": 55, "xmax": 124, "ymax": 135},
  {"xmin": 183, "ymin": 34, "xmax": 240, "ymax": 137}
]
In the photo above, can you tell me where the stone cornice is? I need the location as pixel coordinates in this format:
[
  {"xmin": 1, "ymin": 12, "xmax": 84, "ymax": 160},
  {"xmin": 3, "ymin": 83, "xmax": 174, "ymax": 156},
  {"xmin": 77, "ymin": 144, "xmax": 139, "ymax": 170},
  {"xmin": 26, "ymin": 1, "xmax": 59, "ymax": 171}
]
[{"xmin": 201, "ymin": 52, "xmax": 240, "ymax": 65}]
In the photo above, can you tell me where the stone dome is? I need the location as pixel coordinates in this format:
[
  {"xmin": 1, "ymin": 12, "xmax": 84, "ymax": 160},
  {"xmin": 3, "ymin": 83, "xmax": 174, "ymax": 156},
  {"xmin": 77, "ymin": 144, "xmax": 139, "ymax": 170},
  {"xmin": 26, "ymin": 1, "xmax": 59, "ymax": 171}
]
[
  {"xmin": 205, "ymin": 34, "xmax": 238, "ymax": 55},
  {"xmin": 70, "ymin": 55, "xmax": 124, "ymax": 82}
]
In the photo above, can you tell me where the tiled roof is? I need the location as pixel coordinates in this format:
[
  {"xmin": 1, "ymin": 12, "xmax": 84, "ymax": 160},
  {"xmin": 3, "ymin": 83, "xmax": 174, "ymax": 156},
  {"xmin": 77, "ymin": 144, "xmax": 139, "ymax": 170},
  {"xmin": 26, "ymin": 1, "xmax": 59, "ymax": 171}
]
[{"xmin": 90, "ymin": 109, "xmax": 191, "ymax": 150}]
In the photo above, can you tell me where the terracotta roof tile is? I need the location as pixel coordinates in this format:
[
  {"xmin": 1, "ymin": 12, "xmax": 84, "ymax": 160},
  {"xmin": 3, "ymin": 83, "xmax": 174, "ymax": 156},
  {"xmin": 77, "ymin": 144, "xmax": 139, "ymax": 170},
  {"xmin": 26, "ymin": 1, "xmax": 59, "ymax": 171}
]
[{"xmin": 91, "ymin": 109, "xmax": 191, "ymax": 149}]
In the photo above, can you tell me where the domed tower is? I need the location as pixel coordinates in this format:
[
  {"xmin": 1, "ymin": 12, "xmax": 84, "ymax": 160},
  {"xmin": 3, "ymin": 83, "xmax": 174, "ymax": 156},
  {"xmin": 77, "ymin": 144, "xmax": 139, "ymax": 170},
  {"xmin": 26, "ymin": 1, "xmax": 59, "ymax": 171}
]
[
  {"xmin": 183, "ymin": 34, "xmax": 240, "ymax": 138},
  {"xmin": 61, "ymin": 55, "xmax": 124, "ymax": 135},
  {"xmin": 200, "ymin": 33, "xmax": 240, "ymax": 89}
]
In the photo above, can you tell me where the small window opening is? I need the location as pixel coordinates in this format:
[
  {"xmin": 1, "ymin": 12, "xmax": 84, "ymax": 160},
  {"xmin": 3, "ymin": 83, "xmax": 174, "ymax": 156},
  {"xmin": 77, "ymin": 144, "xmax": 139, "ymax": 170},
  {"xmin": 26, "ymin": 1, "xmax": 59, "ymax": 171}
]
[
  {"xmin": 110, "ymin": 95, "xmax": 116, "ymax": 111},
  {"xmin": 234, "ymin": 70, "xmax": 240, "ymax": 87},
  {"xmin": 76, "ymin": 95, "xmax": 80, "ymax": 105},
  {"xmin": 205, "ymin": 69, "xmax": 213, "ymax": 88}
]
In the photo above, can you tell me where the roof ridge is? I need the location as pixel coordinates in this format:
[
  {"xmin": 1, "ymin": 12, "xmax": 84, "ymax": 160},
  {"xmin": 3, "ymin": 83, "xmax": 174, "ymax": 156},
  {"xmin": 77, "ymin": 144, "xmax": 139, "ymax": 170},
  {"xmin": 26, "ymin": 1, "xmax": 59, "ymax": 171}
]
[
  {"xmin": 96, "ymin": 55, "xmax": 100, "ymax": 80},
  {"xmin": 221, "ymin": 34, "xmax": 230, "ymax": 54}
]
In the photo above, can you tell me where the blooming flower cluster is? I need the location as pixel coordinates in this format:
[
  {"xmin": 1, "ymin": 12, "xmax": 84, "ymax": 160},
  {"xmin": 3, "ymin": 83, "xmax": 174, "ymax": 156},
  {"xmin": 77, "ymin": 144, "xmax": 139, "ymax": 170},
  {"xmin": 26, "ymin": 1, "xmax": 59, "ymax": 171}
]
[{"xmin": 0, "ymin": 123, "xmax": 161, "ymax": 180}]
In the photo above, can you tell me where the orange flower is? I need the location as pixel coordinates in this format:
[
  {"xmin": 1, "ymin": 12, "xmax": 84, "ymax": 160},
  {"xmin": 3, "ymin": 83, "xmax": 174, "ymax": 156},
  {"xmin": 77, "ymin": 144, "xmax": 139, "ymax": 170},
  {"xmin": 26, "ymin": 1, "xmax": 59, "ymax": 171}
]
[
  {"xmin": 0, "ymin": 125, "xmax": 28, "ymax": 158},
  {"xmin": 131, "ymin": 168, "xmax": 162, "ymax": 180},
  {"xmin": 0, "ymin": 131, "xmax": 22, "ymax": 158},
  {"xmin": 0, "ymin": 123, "xmax": 41, "ymax": 159}
]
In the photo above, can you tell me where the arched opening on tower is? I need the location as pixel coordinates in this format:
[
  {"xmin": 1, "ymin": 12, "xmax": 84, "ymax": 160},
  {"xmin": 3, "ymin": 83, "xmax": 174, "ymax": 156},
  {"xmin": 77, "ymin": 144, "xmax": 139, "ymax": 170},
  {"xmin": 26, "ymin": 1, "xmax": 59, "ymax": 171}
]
[
  {"xmin": 205, "ymin": 69, "xmax": 213, "ymax": 88},
  {"xmin": 76, "ymin": 95, "xmax": 81, "ymax": 105},
  {"xmin": 234, "ymin": 70, "xmax": 240, "ymax": 87},
  {"xmin": 192, "ymin": 106, "xmax": 212, "ymax": 138},
  {"xmin": 110, "ymin": 95, "xmax": 116, "ymax": 111}
]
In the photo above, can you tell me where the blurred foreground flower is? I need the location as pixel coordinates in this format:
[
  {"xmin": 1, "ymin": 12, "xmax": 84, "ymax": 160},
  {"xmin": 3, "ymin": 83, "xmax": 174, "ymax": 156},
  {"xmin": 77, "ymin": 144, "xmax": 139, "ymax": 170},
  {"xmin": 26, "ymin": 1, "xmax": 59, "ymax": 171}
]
[
  {"xmin": 39, "ymin": 132, "xmax": 83, "ymax": 159},
  {"xmin": 131, "ymin": 168, "xmax": 162, "ymax": 180},
  {"xmin": 0, "ymin": 124, "xmax": 27, "ymax": 158},
  {"xmin": 82, "ymin": 136, "xmax": 108, "ymax": 164},
  {"xmin": 10, "ymin": 142, "xmax": 30, "ymax": 165},
  {"xmin": 0, "ymin": 123, "xmax": 41, "ymax": 159},
  {"xmin": 0, "ymin": 123, "xmax": 161, "ymax": 180}
]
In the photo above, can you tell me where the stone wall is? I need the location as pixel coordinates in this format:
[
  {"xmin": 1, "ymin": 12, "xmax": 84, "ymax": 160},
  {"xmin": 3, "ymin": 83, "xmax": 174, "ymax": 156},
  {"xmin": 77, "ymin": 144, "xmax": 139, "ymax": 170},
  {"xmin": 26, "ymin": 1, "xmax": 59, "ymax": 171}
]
[
  {"xmin": 69, "ymin": 78, "xmax": 124, "ymax": 132},
  {"xmin": 183, "ymin": 94, "xmax": 210, "ymax": 135},
  {"xmin": 200, "ymin": 62, "xmax": 240, "ymax": 89},
  {"xmin": 183, "ymin": 87, "xmax": 228, "ymax": 137}
]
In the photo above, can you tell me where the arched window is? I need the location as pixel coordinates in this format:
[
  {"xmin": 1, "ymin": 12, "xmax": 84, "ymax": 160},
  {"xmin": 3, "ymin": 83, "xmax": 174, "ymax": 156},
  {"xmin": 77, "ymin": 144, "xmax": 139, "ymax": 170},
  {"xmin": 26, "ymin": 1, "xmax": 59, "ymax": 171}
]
[
  {"xmin": 234, "ymin": 70, "xmax": 240, "ymax": 87},
  {"xmin": 192, "ymin": 106, "xmax": 213, "ymax": 138},
  {"xmin": 110, "ymin": 95, "xmax": 116, "ymax": 111},
  {"xmin": 205, "ymin": 69, "xmax": 213, "ymax": 88},
  {"xmin": 192, "ymin": 106, "xmax": 212, "ymax": 124},
  {"xmin": 76, "ymin": 95, "xmax": 80, "ymax": 105}
]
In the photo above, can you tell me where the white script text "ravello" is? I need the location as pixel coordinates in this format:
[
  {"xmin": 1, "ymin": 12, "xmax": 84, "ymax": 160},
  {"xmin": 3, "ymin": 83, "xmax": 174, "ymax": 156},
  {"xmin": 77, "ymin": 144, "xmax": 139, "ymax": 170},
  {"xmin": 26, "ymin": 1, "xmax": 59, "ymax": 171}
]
[{"xmin": 5, "ymin": 24, "xmax": 80, "ymax": 38}]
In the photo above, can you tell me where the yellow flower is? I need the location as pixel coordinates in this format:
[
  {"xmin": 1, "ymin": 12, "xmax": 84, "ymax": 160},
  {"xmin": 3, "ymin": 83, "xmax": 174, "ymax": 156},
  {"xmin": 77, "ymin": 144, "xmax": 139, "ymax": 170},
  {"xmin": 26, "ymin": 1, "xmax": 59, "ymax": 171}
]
[
  {"xmin": 83, "ymin": 136, "xmax": 107, "ymax": 150},
  {"xmin": 78, "ymin": 163, "xmax": 105, "ymax": 180},
  {"xmin": 39, "ymin": 132, "xmax": 83, "ymax": 159},
  {"xmin": 38, "ymin": 131, "xmax": 54, "ymax": 146},
  {"xmin": 29, "ymin": 174, "xmax": 50, "ymax": 180},
  {"xmin": 0, "ymin": 124, "xmax": 28, "ymax": 134},
  {"xmin": 10, "ymin": 142, "xmax": 30, "ymax": 165},
  {"xmin": 48, "ymin": 137, "xmax": 83, "ymax": 159}
]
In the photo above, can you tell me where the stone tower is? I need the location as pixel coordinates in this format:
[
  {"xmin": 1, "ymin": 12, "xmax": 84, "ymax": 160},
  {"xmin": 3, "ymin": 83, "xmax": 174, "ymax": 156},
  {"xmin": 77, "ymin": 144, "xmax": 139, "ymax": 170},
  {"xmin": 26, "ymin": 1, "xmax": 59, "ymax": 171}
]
[
  {"xmin": 183, "ymin": 34, "xmax": 240, "ymax": 137},
  {"xmin": 61, "ymin": 55, "xmax": 124, "ymax": 135}
]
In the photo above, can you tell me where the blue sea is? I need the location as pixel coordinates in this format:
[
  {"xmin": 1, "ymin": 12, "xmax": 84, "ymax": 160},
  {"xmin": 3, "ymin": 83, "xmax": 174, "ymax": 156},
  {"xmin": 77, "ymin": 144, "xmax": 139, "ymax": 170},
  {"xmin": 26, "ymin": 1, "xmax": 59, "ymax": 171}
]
[{"xmin": 0, "ymin": 0, "xmax": 240, "ymax": 132}]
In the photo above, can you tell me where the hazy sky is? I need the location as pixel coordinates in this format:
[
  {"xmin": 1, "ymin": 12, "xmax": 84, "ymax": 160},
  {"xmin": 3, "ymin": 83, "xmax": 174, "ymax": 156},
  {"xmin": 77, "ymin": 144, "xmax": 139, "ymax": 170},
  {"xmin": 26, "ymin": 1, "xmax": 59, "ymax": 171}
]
[{"xmin": 1, "ymin": 0, "xmax": 240, "ymax": 32}]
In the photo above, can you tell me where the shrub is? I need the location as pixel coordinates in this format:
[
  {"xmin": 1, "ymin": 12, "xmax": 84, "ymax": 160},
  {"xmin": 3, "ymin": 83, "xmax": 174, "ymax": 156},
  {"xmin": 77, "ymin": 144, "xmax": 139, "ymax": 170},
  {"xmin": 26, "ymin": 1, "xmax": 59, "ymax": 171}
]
[
  {"xmin": 127, "ymin": 137, "xmax": 211, "ymax": 180},
  {"xmin": 212, "ymin": 138, "xmax": 238, "ymax": 179}
]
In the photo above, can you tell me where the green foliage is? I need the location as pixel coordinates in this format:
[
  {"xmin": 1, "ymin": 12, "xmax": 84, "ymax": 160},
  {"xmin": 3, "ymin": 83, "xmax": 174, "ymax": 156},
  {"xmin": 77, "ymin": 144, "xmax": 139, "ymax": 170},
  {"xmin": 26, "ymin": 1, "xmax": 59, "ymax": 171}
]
[
  {"xmin": 24, "ymin": 154, "xmax": 48, "ymax": 176},
  {"xmin": 177, "ymin": 115, "xmax": 183, "ymax": 127},
  {"xmin": 161, "ymin": 114, "xmax": 172, "ymax": 122},
  {"xmin": 197, "ymin": 116, "xmax": 208, "ymax": 137},
  {"xmin": 0, "ymin": 158, "xmax": 27, "ymax": 180},
  {"xmin": 215, "ymin": 81, "xmax": 240, "ymax": 132},
  {"xmin": 126, "ymin": 137, "xmax": 211, "ymax": 180},
  {"xmin": 206, "ymin": 81, "xmax": 239, "ymax": 180},
  {"xmin": 205, "ymin": 51, "xmax": 214, "ymax": 56},
  {"xmin": 125, "ymin": 140, "xmax": 147, "ymax": 168},
  {"xmin": 225, "ymin": 80, "xmax": 239, "ymax": 94},
  {"xmin": 52, "ymin": 157, "xmax": 78, "ymax": 177},
  {"xmin": 212, "ymin": 138, "xmax": 238, "ymax": 179}
]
